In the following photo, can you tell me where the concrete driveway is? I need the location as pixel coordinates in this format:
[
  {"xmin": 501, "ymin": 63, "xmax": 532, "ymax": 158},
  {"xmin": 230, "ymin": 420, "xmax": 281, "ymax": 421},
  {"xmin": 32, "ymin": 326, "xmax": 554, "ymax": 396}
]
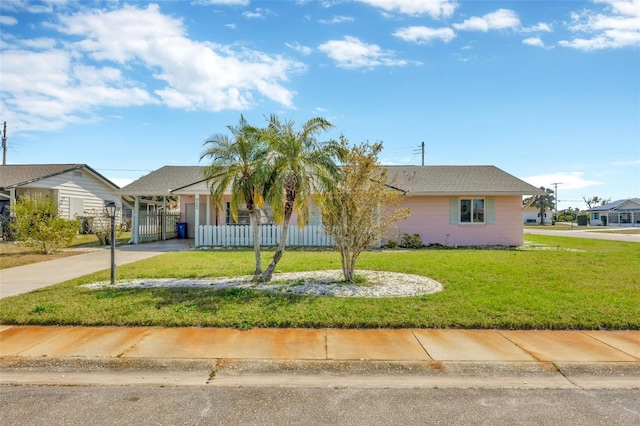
[{"xmin": 0, "ymin": 239, "xmax": 192, "ymax": 299}]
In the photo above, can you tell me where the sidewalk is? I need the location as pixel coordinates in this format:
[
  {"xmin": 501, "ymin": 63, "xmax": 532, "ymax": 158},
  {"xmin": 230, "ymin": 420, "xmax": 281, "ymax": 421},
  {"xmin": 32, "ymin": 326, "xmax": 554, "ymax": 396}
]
[
  {"xmin": 1, "ymin": 326, "xmax": 638, "ymax": 389},
  {"xmin": 0, "ymin": 239, "xmax": 192, "ymax": 299}
]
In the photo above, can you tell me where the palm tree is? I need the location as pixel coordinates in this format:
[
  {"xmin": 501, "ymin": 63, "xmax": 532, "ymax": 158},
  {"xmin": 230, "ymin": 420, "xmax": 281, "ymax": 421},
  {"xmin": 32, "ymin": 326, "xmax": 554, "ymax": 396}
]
[
  {"xmin": 259, "ymin": 115, "xmax": 339, "ymax": 282},
  {"xmin": 525, "ymin": 186, "xmax": 556, "ymax": 225},
  {"xmin": 200, "ymin": 115, "xmax": 268, "ymax": 281}
]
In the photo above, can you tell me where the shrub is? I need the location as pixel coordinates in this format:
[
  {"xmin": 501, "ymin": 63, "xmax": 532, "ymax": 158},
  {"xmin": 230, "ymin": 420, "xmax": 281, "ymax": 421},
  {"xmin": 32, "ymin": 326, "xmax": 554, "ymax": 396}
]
[
  {"xmin": 385, "ymin": 240, "xmax": 398, "ymax": 249},
  {"xmin": 1, "ymin": 215, "xmax": 16, "ymax": 241},
  {"xmin": 399, "ymin": 233, "xmax": 425, "ymax": 249},
  {"xmin": 12, "ymin": 193, "xmax": 79, "ymax": 254},
  {"xmin": 577, "ymin": 214, "xmax": 589, "ymax": 226}
]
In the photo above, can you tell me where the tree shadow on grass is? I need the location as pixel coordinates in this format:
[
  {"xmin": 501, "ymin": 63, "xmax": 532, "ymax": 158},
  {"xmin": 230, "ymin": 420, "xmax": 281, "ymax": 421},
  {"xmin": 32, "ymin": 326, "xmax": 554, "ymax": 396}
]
[{"xmin": 108, "ymin": 287, "xmax": 309, "ymax": 328}]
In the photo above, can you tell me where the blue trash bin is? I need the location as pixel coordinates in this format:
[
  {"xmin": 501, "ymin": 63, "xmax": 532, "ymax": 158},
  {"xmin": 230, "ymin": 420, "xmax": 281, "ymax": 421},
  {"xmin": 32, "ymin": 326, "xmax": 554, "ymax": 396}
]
[{"xmin": 176, "ymin": 222, "xmax": 187, "ymax": 239}]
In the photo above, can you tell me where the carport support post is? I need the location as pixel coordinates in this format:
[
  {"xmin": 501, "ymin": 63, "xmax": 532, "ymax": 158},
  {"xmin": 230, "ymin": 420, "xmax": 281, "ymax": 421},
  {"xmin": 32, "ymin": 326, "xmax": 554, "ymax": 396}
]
[
  {"xmin": 133, "ymin": 196, "xmax": 140, "ymax": 244},
  {"xmin": 195, "ymin": 195, "xmax": 200, "ymax": 246}
]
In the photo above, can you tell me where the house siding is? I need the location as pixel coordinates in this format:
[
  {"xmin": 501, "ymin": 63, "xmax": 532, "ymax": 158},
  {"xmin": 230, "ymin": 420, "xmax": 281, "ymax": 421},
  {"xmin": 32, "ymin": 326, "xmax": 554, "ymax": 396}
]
[
  {"xmin": 393, "ymin": 195, "xmax": 524, "ymax": 246},
  {"xmin": 14, "ymin": 169, "xmax": 120, "ymax": 220}
]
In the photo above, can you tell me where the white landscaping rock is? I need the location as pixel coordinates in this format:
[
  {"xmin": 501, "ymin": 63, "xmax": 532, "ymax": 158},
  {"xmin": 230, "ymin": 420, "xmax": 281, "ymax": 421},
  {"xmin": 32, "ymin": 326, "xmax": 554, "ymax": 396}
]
[{"xmin": 82, "ymin": 270, "xmax": 443, "ymax": 298}]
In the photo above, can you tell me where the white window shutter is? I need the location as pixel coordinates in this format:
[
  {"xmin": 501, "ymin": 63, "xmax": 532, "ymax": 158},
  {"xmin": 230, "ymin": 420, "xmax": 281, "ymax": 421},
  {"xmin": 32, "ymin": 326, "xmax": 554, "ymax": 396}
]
[
  {"xmin": 487, "ymin": 197, "xmax": 495, "ymax": 224},
  {"xmin": 450, "ymin": 198, "xmax": 459, "ymax": 224}
]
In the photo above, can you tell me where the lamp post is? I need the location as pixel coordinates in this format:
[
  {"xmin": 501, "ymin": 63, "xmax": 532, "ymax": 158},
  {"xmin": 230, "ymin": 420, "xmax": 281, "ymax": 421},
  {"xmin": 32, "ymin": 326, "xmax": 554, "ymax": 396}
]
[{"xmin": 104, "ymin": 201, "xmax": 117, "ymax": 285}]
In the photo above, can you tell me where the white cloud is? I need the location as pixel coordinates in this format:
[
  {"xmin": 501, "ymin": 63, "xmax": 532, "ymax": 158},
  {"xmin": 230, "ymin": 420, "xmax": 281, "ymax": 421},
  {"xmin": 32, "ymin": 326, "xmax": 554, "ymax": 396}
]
[
  {"xmin": 393, "ymin": 26, "xmax": 456, "ymax": 43},
  {"xmin": 319, "ymin": 15, "xmax": 354, "ymax": 24},
  {"xmin": 17, "ymin": 37, "xmax": 57, "ymax": 49},
  {"xmin": 318, "ymin": 36, "xmax": 408, "ymax": 69},
  {"xmin": 523, "ymin": 36, "xmax": 545, "ymax": 47},
  {"xmin": 356, "ymin": 0, "xmax": 458, "ymax": 18},
  {"xmin": 285, "ymin": 41, "xmax": 312, "ymax": 55},
  {"xmin": 0, "ymin": 15, "xmax": 18, "ymax": 25},
  {"xmin": 523, "ymin": 172, "xmax": 603, "ymax": 191},
  {"xmin": 522, "ymin": 22, "xmax": 553, "ymax": 33},
  {"xmin": 1, "ymin": 4, "xmax": 305, "ymax": 133},
  {"xmin": 193, "ymin": 0, "xmax": 249, "ymax": 5},
  {"xmin": 242, "ymin": 10, "xmax": 264, "ymax": 19},
  {"xmin": 611, "ymin": 159, "xmax": 640, "ymax": 166},
  {"xmin": 453, "ymin": 9, "xmax": 520, "ymax": 32},
  {"xmin": 560, "ymin": 0, "xmax": 640, "ymax": 49},
  {"xmin": 1, "ymin": 47, "xmax": 156, "ymax": 131}
]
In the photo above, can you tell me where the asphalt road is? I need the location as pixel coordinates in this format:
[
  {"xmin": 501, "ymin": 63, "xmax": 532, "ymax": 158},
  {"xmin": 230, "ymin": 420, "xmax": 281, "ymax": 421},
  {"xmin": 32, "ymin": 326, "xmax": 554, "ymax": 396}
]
[
  {"xmin": 2, "ymin": 385, "xmax": 639, "ymax": 426},
  {"xmin": 524, "ymin": 227, "xmax": 640, "ymax": 242}
]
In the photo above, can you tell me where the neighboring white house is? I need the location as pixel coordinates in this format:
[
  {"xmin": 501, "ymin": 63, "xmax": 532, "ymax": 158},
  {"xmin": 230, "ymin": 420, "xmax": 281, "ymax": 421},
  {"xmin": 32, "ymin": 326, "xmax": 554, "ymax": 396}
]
[
  {"xmin": 0, "ymin": 164, "xmax": 122, "ymax": 222},
  {"xmin": 522, "ymin": 206, "xmax": 553, "ymax": 224},
  {"xmin": 586, "ymin": 199, "xmax": 640, "ymax": 227}
]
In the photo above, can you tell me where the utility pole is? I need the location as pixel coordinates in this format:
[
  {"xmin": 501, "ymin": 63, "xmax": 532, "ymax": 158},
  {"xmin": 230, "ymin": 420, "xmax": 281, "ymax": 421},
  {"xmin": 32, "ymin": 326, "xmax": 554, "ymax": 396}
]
[
  {"xmin": 2, "ymin": 121, "xmax": 7, "ymax": 165},
  {"xmin": 412, "ymin": 142, "xmax": 426, "ymax": 166},
  {"xmin": 551, "ymin": 182, "xmax": 562, "ymax": 221}
]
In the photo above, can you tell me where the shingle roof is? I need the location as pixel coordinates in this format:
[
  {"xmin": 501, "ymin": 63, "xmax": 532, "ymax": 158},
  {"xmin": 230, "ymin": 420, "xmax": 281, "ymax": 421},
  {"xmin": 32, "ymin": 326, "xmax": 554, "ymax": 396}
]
[
  {"xmin": 119, "ymin": 164, "xmax": 541, "ymax": 196},
  {"xmin": 119, "ymin": 166, "xmax": 207, "ymax": 196},
  {"xmin": 0, "ymin": 164, "xmax": 119, "ymax": 190},
  {"xmin": 386, "ymin": 165, "xmax": 543, "ymax": 195}
]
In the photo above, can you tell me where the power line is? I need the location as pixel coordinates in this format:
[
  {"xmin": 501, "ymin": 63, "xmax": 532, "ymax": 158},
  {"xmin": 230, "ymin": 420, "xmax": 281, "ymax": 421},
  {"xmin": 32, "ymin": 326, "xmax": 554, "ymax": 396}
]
[
  {"xmin": 412, "ymin": 142, "xmax": 425, "ymax": 166},
  {"xmin": 95, "ymin": 168, "xmax": 154, "ymax": 172}
]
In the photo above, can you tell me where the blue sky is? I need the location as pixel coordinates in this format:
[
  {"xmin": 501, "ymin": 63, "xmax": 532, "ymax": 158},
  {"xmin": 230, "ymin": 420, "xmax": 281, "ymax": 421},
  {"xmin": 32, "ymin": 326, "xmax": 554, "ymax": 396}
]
[{"xmin": 1, "ymin": 0, "xmax": 638, "ymax": 210}]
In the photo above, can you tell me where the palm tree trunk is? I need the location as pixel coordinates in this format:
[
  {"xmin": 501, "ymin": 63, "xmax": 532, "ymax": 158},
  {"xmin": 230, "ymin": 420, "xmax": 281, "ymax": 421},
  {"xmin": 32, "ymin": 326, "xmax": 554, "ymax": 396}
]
[
  {"xmin": 260, "ymin": 215, "xmax": 291, "ymax": 282},
  {"xmin": 260, "ymin": 194, "xmax": 294, "ymax": 282},
  {"xmin": 250, "ymin": 211, "xmax": 262, "ymax": 282}
]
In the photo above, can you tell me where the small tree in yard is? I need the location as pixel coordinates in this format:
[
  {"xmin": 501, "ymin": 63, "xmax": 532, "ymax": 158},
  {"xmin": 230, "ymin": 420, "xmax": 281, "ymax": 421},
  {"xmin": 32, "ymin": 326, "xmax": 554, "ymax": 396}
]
[
  {"xmin": 12, "ymin": 192, "xmax": 79, "ymax": 254},
  {"xmin": 83, "ymin": 209, "xmax": 124, "ymax": 245},
  {"xmin": 321, "ymin": 138, "xmax": 410, "ymax": 282}
]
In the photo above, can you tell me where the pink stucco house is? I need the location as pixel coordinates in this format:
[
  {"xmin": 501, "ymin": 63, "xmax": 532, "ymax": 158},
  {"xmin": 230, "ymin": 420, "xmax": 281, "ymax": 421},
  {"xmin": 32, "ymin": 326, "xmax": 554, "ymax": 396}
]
[{"xmin": 120, "ymin": 165, "xmax": 542, "ymax": 247}]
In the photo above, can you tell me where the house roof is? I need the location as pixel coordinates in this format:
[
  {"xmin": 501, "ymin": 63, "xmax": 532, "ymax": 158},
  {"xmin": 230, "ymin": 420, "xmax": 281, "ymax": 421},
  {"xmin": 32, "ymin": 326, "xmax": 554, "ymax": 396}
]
[
  {"xmin": 386, "ymin": 165, "xmax": 543, "ymax": 196},
  {"xmin": 119, "ymin": 166, "xmax": 207, "ymax": 196},
  {"xmin": 119, "ymin": 164, "xmax": 542, "ymax": 197},
  {"xmin": 586, "ymin": 199, "xmax": 640, "ymax": 212},
  {"xmin": 0, "ymin": 164, "xmax": 119, "ymax": 190}
]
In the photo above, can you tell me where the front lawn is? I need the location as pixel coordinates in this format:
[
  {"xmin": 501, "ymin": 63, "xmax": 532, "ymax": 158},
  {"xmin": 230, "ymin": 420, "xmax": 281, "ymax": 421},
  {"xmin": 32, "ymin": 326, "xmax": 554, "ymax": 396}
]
[
  {"xmin": 0, "ymin": 232, "xmax": 132, "ymax": 269},
  {"xmin": 0, "ymin": 235, "xmax": 638, "ymax": 330}
]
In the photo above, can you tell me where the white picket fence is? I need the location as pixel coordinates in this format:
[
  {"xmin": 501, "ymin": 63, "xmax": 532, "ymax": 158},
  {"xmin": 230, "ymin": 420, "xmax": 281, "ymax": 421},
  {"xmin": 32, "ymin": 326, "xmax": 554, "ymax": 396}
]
[{"xmin": 196, "ymin": 224, "xmax": 335, "ymax": 247}]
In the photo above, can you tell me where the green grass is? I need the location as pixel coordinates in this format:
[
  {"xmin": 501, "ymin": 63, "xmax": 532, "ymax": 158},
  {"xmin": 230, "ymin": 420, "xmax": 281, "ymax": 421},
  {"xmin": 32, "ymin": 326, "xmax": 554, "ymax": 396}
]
[
  {"xmin": 1, "ymin": 232, "xmax": 132, "ymax": 269},
  {"xmin": 0, "ymin": 235, "xmax": 638, "ymax": 330}
]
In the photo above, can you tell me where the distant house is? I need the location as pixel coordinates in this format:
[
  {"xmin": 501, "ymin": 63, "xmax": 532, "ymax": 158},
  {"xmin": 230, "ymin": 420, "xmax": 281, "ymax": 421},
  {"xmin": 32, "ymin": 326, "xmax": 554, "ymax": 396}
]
[
  {"xmin": 522, "ymin": 206, "xmax": 553, "ymax": 224},
  {"xmin": 0, "ymin": 164, "xmax": 122, "ymax": 222},
  {"xmin": 586, "ymin": 199, "xmax": 640, "ymax": 226},
  {"xmin": 121, "ymin": 165, "xmax": 542, "ymax": 247}
]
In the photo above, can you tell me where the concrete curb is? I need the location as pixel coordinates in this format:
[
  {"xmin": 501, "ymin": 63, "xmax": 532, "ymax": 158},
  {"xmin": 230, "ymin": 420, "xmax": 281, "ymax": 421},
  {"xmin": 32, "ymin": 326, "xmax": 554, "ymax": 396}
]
[{"xmin": 2, "ymin": 357, "xmax": 639, "ymax": 389}]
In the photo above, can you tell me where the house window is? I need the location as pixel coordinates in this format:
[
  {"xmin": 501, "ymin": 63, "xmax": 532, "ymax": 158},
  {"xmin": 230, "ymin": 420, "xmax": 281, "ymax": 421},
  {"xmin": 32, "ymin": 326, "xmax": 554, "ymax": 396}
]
[
  {"xmin": 593, "ymin": 212, "xmax": 600, "ymax": 220},
  {"xmin": 225, "ymin": 202, "xmax": 276, "ymax": 225},
  {"xmin": 226, "ymin": 202, "xmax": 250, "ymax": 225},
  {"xmin": 460, "ymin": 198, "xmax": 485, "ymax": 223}
]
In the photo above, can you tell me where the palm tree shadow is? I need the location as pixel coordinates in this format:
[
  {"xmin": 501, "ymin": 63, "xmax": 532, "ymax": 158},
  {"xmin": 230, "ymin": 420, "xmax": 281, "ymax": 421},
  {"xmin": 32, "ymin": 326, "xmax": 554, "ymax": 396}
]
[{"xmin": 148, "ymin": 286, "xmax": 306, "ymax": 313}]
